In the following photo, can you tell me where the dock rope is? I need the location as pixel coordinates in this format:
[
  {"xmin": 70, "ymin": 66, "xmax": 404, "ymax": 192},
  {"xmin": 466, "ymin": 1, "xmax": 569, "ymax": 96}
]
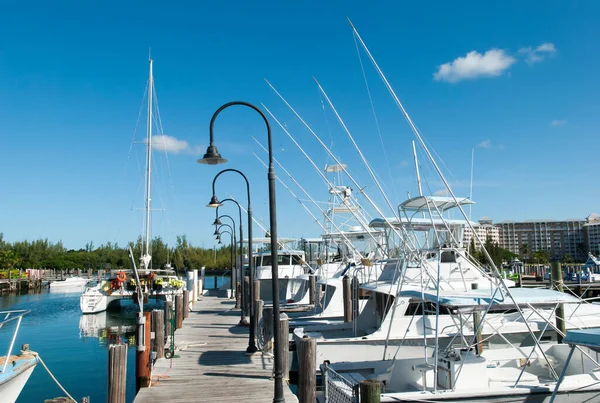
[{"xmin": 26, "ymin": 350, "xmax": 77, "ymax": 402}]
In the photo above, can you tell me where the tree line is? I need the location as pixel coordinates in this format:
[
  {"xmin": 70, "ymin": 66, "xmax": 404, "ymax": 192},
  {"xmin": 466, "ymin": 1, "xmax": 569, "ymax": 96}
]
[{"xmin": 0, "ymin": 233, "xmax": 238, "ymax": 273}]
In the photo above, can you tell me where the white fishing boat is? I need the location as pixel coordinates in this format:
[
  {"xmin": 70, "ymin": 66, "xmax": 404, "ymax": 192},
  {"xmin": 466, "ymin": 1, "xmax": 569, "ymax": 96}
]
[
  {"xmin": 49, "ymin": 276, "xmax": 88, "ymax": 289},
  {"xmin": 80, "ymin": 58, "xmax": 185, "ymax": 314},
  {"xmin": 0, "ymin": 310, "xmax": 38, "ymax": 403}
]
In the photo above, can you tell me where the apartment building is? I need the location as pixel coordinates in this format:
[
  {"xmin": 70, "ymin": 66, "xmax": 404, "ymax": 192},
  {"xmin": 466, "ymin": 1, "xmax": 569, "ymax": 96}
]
[
  {"xmin": 463, "ymin": 217, "xmax": 500, "ymax": 250},
  {"xmin": 495, "ymin": 219, "xmax": 586, "ymax": 261}
]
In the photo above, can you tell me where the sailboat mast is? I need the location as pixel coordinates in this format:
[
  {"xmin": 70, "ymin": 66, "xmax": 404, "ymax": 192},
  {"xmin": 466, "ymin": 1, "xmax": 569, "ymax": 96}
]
[{"xmin": 144, "ymin": 58, "xmax": 154, "ymax": 260}]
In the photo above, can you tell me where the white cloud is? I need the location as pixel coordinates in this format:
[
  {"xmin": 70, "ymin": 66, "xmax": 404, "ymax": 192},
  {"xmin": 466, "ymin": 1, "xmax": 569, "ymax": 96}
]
[
  {"xmin": 433, "ymin": 189, "xmax": 449, "ymax": 196},
  {"xmin": 477, "ymin": 140, "xmax": 492, "ymax": 149},
  {"xmin": 551, "ymin": 119, "xmax": 567, "ymax": 127},
  {"xmin": 399, "ymin": 160, "xmax": 408, "ymax": 168},
  {"xmin": 151, "ymin": 135, "xmax": 202, "ymax": 155},
  {"xmin": 519, "ymin": 42, "xmax": 557, "ymax": 64},
  {"xmin": 434, "ymin": 49, "xmax": 516, "ymax": 83}
]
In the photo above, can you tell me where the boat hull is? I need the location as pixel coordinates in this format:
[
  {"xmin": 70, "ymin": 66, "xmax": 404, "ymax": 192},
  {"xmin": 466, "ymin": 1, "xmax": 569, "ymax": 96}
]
[{"xmin": 0, "ymin": 356, "xmax": 37, "ymax": 403}]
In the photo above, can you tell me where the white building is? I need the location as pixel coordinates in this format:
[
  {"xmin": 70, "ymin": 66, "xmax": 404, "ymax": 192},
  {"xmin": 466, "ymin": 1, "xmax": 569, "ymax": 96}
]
[
  {"xmin": 463, "ymin": 217, "xmax": 500, "ymax": 251},
  {"xmin": 495, "ymin": 219, "xmax": 585, "ymax": 262},
  {"xmin": 584, "ymin": 213, "xmax": 600, "ymax": 255}
]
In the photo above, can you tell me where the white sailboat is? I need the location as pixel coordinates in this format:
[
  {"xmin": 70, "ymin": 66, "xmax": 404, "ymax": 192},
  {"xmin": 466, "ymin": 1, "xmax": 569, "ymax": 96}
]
[{"xmin": 80, "ymin": 58, "xmax": 184, "ymax": 314}]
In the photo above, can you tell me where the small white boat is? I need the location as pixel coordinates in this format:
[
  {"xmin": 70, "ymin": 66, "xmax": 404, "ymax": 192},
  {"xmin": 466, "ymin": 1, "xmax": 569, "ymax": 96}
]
[
  {"xmin": 49, "ymin": 276, "xmax": 89, "ymax": 289},
  {"xmin": 0, "ymin": 310, "xmax": 38, "ymax": 403}
]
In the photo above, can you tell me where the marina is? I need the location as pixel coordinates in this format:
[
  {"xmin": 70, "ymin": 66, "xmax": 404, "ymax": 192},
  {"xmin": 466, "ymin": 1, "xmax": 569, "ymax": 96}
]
[{"xmin": 1, "ymin": 3, "xmax": 600, "ymax": 403}]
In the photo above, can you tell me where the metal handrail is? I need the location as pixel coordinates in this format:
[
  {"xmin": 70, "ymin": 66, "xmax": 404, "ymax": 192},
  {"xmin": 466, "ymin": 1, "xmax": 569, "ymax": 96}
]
[{"xmin": 1, "ymin": 309, "xmax": 31, "ymax": 373}]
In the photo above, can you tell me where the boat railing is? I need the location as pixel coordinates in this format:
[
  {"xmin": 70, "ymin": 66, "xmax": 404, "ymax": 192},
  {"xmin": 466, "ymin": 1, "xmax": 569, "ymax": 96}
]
[
  {"xmin": 322, "ymin": 361, "xmax": 359, "ymax": 403},
  {"xmin": 1, "ymin": 309, "xmax": 31, "ymax": 374}
]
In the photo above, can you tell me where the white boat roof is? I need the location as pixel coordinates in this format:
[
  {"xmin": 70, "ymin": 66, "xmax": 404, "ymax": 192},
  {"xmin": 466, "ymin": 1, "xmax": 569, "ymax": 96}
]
[
  {"xmin": 254, "ymin": 249, "xmax": 305, "ymax": 256},
  {"xmin": 244, "ymin": 237, "xmax": 297, "ymax": 244},
  {"xmin": 369, "ymin": 217, "xmax": 478, "ymax": 230},
  {"xmin": 402, "ymin": 288, "xmax": 579, "ymax": 310},
  {"xmin": 564, "ymin": 329, "xmax": 600, "ymax": 352},
  {"xmin": 400, "ymin": 196, "xmax": 475, "ymax": 213}
]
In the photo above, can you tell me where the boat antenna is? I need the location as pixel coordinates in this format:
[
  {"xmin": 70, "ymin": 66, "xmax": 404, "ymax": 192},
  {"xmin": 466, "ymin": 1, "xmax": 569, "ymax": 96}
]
[
  {"xmin": 412, "ymin": 141, "xmax": 423, "ymax": 197},
  {"xmin": 469, "ymin": 147, "xmax": 474, "ymax": 220}
]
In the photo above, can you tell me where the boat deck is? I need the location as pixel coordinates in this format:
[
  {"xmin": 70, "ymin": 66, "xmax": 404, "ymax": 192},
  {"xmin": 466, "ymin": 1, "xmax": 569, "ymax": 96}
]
[{"xmin": 134, "ymin": 296, "xmax": 298, "ymax": 403}]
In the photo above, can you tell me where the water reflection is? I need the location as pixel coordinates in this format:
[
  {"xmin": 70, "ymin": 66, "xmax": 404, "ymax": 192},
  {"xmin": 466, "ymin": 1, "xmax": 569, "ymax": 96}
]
[{"xmin": 78, "ymin": 302, "xmax": 165, "ymax": 347}]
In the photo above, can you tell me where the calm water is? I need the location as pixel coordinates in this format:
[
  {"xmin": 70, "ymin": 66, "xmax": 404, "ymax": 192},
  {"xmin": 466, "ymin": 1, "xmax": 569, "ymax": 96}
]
[
  {"xmin": 0, "ymin": 276, "xmax": 225, "ymax": 402},
  {"xmin": 0, "ymin": 289, "xmax": 157, "ymax": 402},
  {"xmin": 204, "ymin": 274, "xmax": 227, "ymax": 290}
]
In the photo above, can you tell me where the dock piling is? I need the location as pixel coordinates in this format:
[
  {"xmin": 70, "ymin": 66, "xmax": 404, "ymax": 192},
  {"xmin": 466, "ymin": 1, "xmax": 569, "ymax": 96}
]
[
  {"xmin": 278, "ymin": 313, "xmax": 289, "ymax": 382},
  {"xmin": 297, "ymin": 336, "xmax": 316, "ymax": 403},
  {"xmin": 183, "ymin": 290, "xmax": 190, "ymax": 319},
  {"xmin": 164, "ymin": 300, "xmax": 173, "ymax": 340},
  {"xmin": 175, "ymin": 295, "xmax": 184, "ymax": 329},
  {"xmin": 308, "ymin": 274, "xmax": 316, "ymax": 305},
  {"xmin": 360, "ymin": 379, "xmax": 381, "ymax": 403},
  {"xmin": 343, "ymin": 275, "xmax": 352, "ymax": 322},
  {"xmin": 108, "ymin": 344, "xmax": 127, "ymax": 403},
  {"xmin": 136, "ymin": 311, "xmax": 152, "ymax": 390},
  {"xmin": 263, "ymin": 306, "xmax": 274, "ymax": 352},
  {"xmin": 152, "ymin": 309, "xmax": 165, "ymax": 359}
]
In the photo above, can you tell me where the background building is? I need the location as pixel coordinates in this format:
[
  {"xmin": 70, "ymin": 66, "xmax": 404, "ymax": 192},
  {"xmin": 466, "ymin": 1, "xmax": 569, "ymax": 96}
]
[
  {"xmin": 495, "ymin": 219, "xmax": 586, "ymax": 262},
  {"xmin": 583, "ymin": 213, "xmax": 600, "ymax": 256},
  {"xmin": 463, "ymin": 217, "xmax": 500, "ymax": 250}
]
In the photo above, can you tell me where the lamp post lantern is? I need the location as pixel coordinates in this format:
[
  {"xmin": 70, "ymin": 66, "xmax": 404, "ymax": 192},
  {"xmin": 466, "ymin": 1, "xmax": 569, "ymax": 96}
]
[{"xmin": 198, "ymin": 101, "xmax": 284, "ymax": 402}]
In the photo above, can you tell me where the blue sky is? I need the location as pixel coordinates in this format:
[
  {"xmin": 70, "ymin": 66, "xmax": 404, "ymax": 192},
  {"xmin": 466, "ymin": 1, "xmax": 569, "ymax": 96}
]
[{"xmin": 1, "ymin": 1, "xmax": 599, "ymax": 250}]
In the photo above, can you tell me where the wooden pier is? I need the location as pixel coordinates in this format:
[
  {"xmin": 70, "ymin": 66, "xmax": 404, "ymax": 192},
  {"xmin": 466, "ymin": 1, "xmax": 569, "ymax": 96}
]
[{"xmin": 134, "ymin": 296, "xmax": 298, "ymax": 403}]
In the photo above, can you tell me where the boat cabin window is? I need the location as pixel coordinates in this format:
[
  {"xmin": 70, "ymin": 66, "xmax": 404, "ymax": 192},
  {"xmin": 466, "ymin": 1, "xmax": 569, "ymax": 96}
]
[
  {"xmin": 291, "ymin": 254, "xmax": 303, "ymax": 265},
  {"xmin": 253, "ymin": 256, "xmax": 262, "ymax": 267},
  {"xmin": 278, "ymin": 255, "xmax": 291, "ymax": 265},
  {"xmin": 440, "ymin": 250, "xmax": 457, "ymax": 263},
  {"xmin": 405, "ymin": 301, "xmax": 451, "ymax": 316}
]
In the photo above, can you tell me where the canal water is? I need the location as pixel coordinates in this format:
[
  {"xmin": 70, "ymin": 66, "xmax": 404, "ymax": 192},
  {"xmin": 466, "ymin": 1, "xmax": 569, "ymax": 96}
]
[{"xmin": 0, "ymin": 275, "xmax": 226, "ymax": 402}]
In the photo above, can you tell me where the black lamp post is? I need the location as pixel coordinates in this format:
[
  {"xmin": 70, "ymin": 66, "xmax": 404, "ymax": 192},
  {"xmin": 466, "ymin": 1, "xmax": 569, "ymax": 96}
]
[
  {"xmin": 215, "ymin": 200, "xmax": 245, "ymax": 312},
  {"xmin": 204, "ymin": 168, "xmax": 257, "ymax": 354},
  {"xmin": 197, "ymin": 101, "xmax": 283, "ymax": 402},
  {"xmin": 216, "ymin": 227, "xmax": 235, "ymax": 287},
  {"xmin": 215, "ymin": 216, "xmax": 237, "ymax": 300}
]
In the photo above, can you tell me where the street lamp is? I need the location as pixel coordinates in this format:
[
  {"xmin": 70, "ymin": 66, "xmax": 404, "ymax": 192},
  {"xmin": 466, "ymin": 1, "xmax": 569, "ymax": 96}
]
[
  {"xmin": 215, "ymin": 223, "xmax": 236, "ymax": 297},
  {"xmin": 215, "ymin": 199, "xmax": 246, "ymax": 317},
  {"xmin": 204, "ymin": 168, "xmax": 257, "ymax": 353},
  {"xmin": 216, "ymin": 228, "xmax": 235, "ymax": 292},
  {"xmin": 198, "ymin": 101, "xmax": 284, "ymax": 402},
  {"xmin": 215, "ymin": 215, "xmax": 237, "ymax": 301}
]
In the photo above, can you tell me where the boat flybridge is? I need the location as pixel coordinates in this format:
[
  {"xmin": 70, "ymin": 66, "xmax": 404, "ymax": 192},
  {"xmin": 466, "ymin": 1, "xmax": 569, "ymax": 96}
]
[
  {"xmin": 323, "ymin": 287, "xmax": 600, "ymax": 402},
  {"xmin": 310, "ymin": 197, "xmax": 600, "ymax": 401},
  {"xmin": 295, "ymin": 195, "xmax": 600, "ymax": 371}
]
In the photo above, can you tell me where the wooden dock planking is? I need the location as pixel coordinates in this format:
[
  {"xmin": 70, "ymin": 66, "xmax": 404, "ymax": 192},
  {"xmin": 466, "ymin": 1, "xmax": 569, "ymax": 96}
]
[{"xmin": 134, "ymin": 296, "xmax": 298, "ymax": 403}]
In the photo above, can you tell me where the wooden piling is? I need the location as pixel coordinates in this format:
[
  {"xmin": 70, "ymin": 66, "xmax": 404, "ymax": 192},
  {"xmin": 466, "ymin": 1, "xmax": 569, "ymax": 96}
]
[
  {"xmin": 263, "ymin": 306, "xmax": 274, "ymax": 352},
  {"xmin": 175, "ymin": 295, "xmax": 184, "ymax": 329},
  {"xmin": 253, "ymin": 279, "xmax": 260, "ymax": 302},
  {"xmin": 255, "ymin": 299, "xmax": 264, "ymax": 332},
  {"xmin": 360, "ymin": 379, "xmax": 381, "ymax": 403},
  {"xmin": 108, "ymin": 344, "xmax": 127, "ymax": 403},
  {"xmin": 551, "ymin": 261, "xmax": 566, "ymax": 343},
  {"xmin": 183, "ymin": 290, "xmax": 190, "ymax": 319},
  {"xmin": 152, "ymin": 309, "xmax": 165, "ymax": 359},
  {"xmin": 308, "ymin": 274, "xmax": 316, "ymax": 305},
  {"xmin": 136, "ymin": 311, "xmax": 152, "ymax": 391},
  {"xmin": 297, "ymin": 336, "xmax": 316, "ymax": 403},
  {"xmin": 343, "ymin": 275, "xmax": 352, "ymax": 322},
  {"xmin": 278, "ymin": 313, "xmax": 289, "ymax": 382}
]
